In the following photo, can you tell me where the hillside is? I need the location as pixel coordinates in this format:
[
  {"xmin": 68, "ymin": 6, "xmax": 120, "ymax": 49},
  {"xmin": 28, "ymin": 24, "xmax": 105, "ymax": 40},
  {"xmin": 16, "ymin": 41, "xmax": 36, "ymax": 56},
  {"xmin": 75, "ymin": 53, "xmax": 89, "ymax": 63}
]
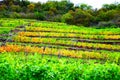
[{"xmin": 0, "ymin": 18, "xmax": 120, "ymax": 79}]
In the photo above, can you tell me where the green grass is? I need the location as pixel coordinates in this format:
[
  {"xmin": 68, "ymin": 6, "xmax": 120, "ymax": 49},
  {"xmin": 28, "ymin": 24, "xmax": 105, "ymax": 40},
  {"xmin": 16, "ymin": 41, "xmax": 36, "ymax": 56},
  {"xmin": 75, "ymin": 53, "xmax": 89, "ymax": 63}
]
[
  {"xmin": 0, "ymin": 27, "xmax": 14, "ymax": 34},
  {"xmin": 0, "ymin": 52, "xmax": 120, "ymax": 80}
]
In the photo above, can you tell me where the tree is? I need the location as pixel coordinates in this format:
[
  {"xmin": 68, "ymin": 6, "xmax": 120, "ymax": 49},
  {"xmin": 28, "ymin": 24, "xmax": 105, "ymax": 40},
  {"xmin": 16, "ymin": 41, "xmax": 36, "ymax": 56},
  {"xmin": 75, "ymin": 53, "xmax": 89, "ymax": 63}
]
[
  {"xmin": 20, "ymin": 0, "xmax": 30, "ymax": 7},
  {"xmin": 34, "ymin": 2, "xmax": 42, "ymax": 12},
  {"xmin": 105, "ymin": 10, "xmax": 120, "ymax": 21},
  {"xmin": 34, "ymin": 12, "xmax": 45, "ymax": 20},
  {"xmin": 3, "ymin": 0, "xmax": 14, "ymax": 6},
  {"xmin": 97, "ymin": 10, "xmax": 120, "ymax": 21},
  {"xmin": 49, "ymin": 7, "xmax": 57, "ymax": 15},
  {"xmin": 27, "ymin": 3, "xmax": 35, "ymax": 12},
  {"xmin": 102, "ymin": 3, "xmax": 119, "ymax": 10},
  {"xmin": 62, "ymin": 9, "xmax": 93, "ymax": 26},
  {"xmin": 62, "ymin": 10, "xmax": 73, "ymax": 23},
  {"xmin": 79, "ymin": 4, "xmax": 92, "ymax": 10},
  {"xmin": 0, "ymin": 4, "xmax": 7, "ymax": 11},
  {"xmin": 57, "ymin": 1, "xmax": 74, "ymax": 13},
  {"xmin": 10, "ymin": 5, "xmax": 22, "ymax": 12}
]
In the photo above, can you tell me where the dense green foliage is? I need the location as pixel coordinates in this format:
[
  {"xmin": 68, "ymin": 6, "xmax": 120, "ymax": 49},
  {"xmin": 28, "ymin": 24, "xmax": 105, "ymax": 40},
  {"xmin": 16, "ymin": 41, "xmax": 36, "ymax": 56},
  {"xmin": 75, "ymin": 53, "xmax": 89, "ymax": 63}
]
[
  {"xmin": 0, "ymin": 0, "xmax": 120, "ymax": 27},
  {"xmin": 0, "ymin": 52, "xmax": 120, "ymax": 80}
]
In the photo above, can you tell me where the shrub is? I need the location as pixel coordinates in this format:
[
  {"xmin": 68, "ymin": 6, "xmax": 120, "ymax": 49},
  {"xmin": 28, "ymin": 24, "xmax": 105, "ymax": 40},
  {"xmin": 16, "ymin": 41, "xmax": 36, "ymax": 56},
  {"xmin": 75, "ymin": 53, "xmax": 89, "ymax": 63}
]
[
  {"xmin": 62, "ymin": 9, "xmax": 93, "ymax": 26},
  {"xmin": 34, "ymin": 12, "xmax": 45, "ymax": 20},
  {"xmin": 62, "ymin": 12, "xmax": 73, "ymax": 23},
  {"xmin": 97, "ymin": 21, "xmax": 116, "ymax": 28},
  {"xmin": 9, "ymin": 12, "xmax": 21, "ymax": 18}
]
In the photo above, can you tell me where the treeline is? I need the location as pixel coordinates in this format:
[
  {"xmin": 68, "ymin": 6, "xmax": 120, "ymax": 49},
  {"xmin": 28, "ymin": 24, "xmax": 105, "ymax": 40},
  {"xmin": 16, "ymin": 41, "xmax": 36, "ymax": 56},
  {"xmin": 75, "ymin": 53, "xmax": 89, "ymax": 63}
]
[{"xmin": 0, "ymin": 0, "xmax": 120, "ymax": 27}]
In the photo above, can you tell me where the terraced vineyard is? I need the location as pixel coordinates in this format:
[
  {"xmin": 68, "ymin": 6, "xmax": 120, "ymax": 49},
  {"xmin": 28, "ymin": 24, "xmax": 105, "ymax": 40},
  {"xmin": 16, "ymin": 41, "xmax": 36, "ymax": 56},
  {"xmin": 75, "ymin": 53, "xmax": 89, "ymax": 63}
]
[{"xmin": 0, "ymin": 19, "xmax": 120, "ymax": 79}]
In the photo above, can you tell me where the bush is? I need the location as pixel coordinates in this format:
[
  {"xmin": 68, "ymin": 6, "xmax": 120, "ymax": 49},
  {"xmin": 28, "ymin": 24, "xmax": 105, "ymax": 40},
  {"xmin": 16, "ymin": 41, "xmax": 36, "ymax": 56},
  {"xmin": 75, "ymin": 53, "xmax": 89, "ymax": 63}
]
[
  {"xmin": 26, "ymin": 13, "xmax": 35, "ymax": 19},
  {"xmin": 51, "ymin": 15, "xmax": 62, "ymax": 22},
  {"xmin": 10, "ymin": 5, "xmax": 22, "ymax": 12},
  {"xmin": 62, "ymin": 12, "xmax": 73, "ymax": 24},
  {"xmin": 96, "ymin": 10, "xmax": 120, "ymax": 22},
  {"xmin": 34, "ymin": 12, "xmax": 45, "ymax": 20},
  {"xmin": 20, "ymin": 13, "xmax": 36, "ymax": 19},
  {"xmin": 9, "ymin": 12, "xmax": 21, "ymax": 18},
  {"xmin": 62, "ymin": 9, "xmax": 93, "ymax": 26},
  {"xmin": 1, "ymin": 11, "xmax": 10, "ymax": 18},
  {"xmin": 97, "ymin": 21, "xmax": 117, "ymax": 28}
]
